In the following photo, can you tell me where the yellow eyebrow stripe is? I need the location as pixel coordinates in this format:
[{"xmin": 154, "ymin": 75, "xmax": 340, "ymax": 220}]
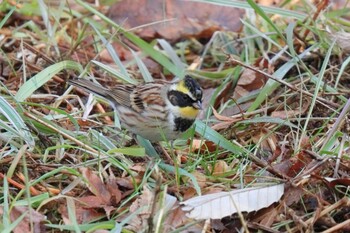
[{"xmin": 176, "ymin": 80, "xmax": 190, "ymax": 95}]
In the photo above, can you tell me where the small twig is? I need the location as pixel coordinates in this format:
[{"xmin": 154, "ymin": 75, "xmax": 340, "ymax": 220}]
[
  {"xmin": 24, "ymin": 111, "xmax": 99, "ymax": 154},
  {"xmin": 302, "ymin": 0, "xmax": 330, "ymax": 41},
  {"xmin": 247, "ymin": 222, "xmax": 281, "ymax": 233},
  {"xmin": 294, "ymin": 0, "xmax": 330, "ymax": 52},
  {"xmin": 147, "ymin": 168, "xmax": 163, "ymax": 233},
  {"xmin": 334, "ymin": 133, "xmax": 346, "ymax": 177},
  {"xmin": 0, "ymin": 172, "xmax": 41, "ymax": 196},
  {"xmin": 287, "ymin": 207, "xmax": 308, "ymax": 229},
  {"xmin": 322, "ymin": 218, "xmax": 350, "ymax": 233},
  {"xmin": 248, "ymin": 153, "xmax": 290, "ymax": 181},
  {"xmin": 290, "ymin": 197, "xmax": 350, "ymax": 232},
  {"xmin": 320, "ymin": 97, "xmax": 350, "ymax": 152},
  {"xmin": 21, "ymin": 41, "xmax": 55, "ymax": 64},
  {"xmin": 202, "ymin": 219, "xmax": 211, "ymax": 233},
  {"xmin": 230, "ymin": 56, "xmax": 339, "ymax": 108},
  {"xmin": 295, "ymin": 157, "xmax": 330, "ymax": 181}
]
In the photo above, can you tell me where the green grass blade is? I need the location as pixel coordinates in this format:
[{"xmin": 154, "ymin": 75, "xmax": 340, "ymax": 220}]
[
  {"xmin": 12, "ymin": 193, "xmax": 50, "ymax": 207},
  {"xmin": 89, "ymin": 22, "xmax": 131, "ymax": 80},
  {"xmin": 248, "ymin": 44, "xmax": 319, "ymax": 112},
  {"xmin": 67, "ymin": 198, "xmax": 82, "ymax": 233},
  {"xmin": 45, "ymin": 221, "xmax": 115, "ymax": 231},
  {"xmin": 131, "ymin": 49, "xmax": 154, "ymax": 82},
  {"xmin": 285, "ymin": 22, "xmax": 297, "ymax": 56},
  {"xmin": 91, "ymin": 60, "xmax": 138, "ymax": 84},
  {"xmin": 158, "ymin": 39, "xmax": 186, "ymax": 70},
  {"xmin": 192, "ymin": 0, "xmax": 307, "ymax": 20},
  {"xmin": 0, "ymin": 97, "xmax": 35, "ymax": 148},
  {"xmin": 22, "ymin": 102, "xmax": 80, "ymax": 130},
  {"xmin": 136, "ymin": 135, "xmax": 160, "ymax": 158},
  {"xmin": 160, "ymin": 163, "xmax": 201, "ymax": 195},
  {"xmin": 0, "ymin": 6, "xmax": 15, "ymax": 29},
  {"xmin": 241, "ymin": 20, "xmax": 283, "ymax": 50},
  {"xmin": 246, "ymin": 0, "xmax": 285, "ymax": 40},
  {"xmin": 195, "ymin": 120, "xmax": 243, "ymax": 154},
  {"xmin": 1, "ymin": 212, "xmax": 27, "ymax": 233},
  {"xmin": 108, "ymin": 147, "xmax": 145, "ymax": 157},
  {"xmin": 302, "ymin": 41, "xmax": 336, "ymax": 151},
  {"xmin": 240, "ymin": 116, "xmax": 297, "ymax": 129},
  {"xmin": 15, "ymin": 60, "xmax": 83, "ymax": 101},
  {"xmin": 74, "ymin": 0, "xmax": 183, "ymax": 77},
  {"xmin": 2, "ymin": 177, "xmax": 10, "ymax": 227}
]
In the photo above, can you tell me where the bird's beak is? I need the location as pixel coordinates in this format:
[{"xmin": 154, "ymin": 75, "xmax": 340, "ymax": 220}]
[{"xmin": 193, "ymin": 101, "xmax": 202, "ymax": 110}]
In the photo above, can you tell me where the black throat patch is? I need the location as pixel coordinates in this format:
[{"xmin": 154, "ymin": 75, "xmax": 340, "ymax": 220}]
[{"xmin": 174, "ymin": 117, "xmax": 195, "ymax": 132}]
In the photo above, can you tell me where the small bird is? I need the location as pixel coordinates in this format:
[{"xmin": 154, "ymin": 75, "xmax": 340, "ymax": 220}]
[{"xmin": 68, "ymin": 75, "xmax": 203, "ymax": 142}]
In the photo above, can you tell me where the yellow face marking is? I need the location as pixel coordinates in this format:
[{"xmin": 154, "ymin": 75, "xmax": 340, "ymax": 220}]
[
  {"xmin": 179, "ymin": 106, "xmax": 199, "ymax": 118},
  {"xmin": 176, "ymin": 80, "xmax": 190, "ymax": 95}
]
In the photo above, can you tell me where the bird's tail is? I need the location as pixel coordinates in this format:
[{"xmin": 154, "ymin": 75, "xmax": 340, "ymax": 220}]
[{"xmin": 68, "ymin": 79, "xmax": 108, "ymax": 98}]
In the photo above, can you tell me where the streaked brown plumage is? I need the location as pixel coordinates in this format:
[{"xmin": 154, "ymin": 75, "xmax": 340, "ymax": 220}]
[{"xmin": 68, "ymin": 75, "xmax": 202, "ymax": 142}]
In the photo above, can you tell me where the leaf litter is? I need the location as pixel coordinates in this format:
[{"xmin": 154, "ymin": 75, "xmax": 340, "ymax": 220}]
[{"xmin": 1, "ymin": 0, "xmax": 350, "ymax": 232}]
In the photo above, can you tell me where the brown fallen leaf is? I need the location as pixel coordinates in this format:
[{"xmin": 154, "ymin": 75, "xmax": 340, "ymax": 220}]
[
  {"xmin": 182, "ymin": 187, "xmax": 198, "ymax": 200},
  {"xmin": 271, "ymin": 98, "xmax": 310, "ymax": 119},
  {"xmin": 211, "ymin": 160, "xmax": 230, "ymax": 176},
  {"xmin": 107, "ymin": 0, "xmax": 243, "ymax": 42},
  {"xmin": 59, "ymin": 168, "xmax": 127, "ymax": 223},
  {"xmin": 256, "ymin": 205, "xmax": 281, "ymax": 228},
  {"xmin": 251, "ymin": 128, "xmax": 278, "ymax": 152},
  {"xmin": 106, "ymin": 177, "xmax": 122, "ymax": 206},
  {"xmin": 163, "ymin": 203, "xmax": 204, "ymax": 232},
  {"xmin": 282, "ymin": 184, "xmax": 304, "ymax": 206},
  {"xmin": 59, "ymin": 198, "xmax": 105, "ymax": 224},
  {"xmin": 191, "ymin": 139, "xmax": 217, "ymax": 153},
  {"xmin": 80, "ymin": 167, "xmax": 112, "ymax": 204},
  {"xmin": 126, "ymin": 186, "xmax": 155, "ymax": 232},
  {"xmin": 0, "ymin": 206, "xmax": 46, "ymax": 233},
  {"xmin": 191, "ymin": 170, "xmax": 207, "ymax": 189},
  {"xmin": 235, "ymin": 69, "xmax": 267, "ymax": 98},
  {"xmin": 287, "ymin": 151, "xmax": 313, "ymax": 177}
]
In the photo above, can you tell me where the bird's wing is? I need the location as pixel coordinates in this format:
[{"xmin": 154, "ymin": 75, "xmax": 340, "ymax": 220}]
[
  {"xmin": 123, "ymin": 82, "xmax": 167, "ymax": 113},
  {"xmin": 107, "ymin": 85, "xmax": 135, "ymax": 108}
]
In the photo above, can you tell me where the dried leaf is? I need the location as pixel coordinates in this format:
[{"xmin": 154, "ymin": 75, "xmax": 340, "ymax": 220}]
[
  {"xmin": 80, "ymin": 168, "xmax": 111, "ymax": 204},
  {"xmin": 258, "ymin": 205, "xmax": 280, "ymax": 227},
  {"xmin": 212, "ymin": 160, "xmax": 230, "ymax": 175},
  {"xmin": 108, "ymin": 0, "xmax": 243, "ymax": 41},
  {"xmin": 191, "ymin": 170, "xmax": 207, "ymax": 189},
  {"xmin": 126, "ymin": 186, "xmax": 154, "ymax": 232},
  {"xmin": 0, "ymin": 206, "xmax": 46, "ymax": 233},
  {"xmin": 191, "ymin": 139, "xmax": 217, "ymax": 153},
  {"xmin": 287, "ymin": 151, "xmax": 313, "ymax": 177},
  {"xmin": 212, "ymin": 107, "xmax": 237, "ymax": 122},
  {"xmin": 271, "ymin": 98, "xmax": 310, "ymax": 119},
  {"xmin": 324, "ymin": 177, "xmax": 350, "ymax": 188},
  {"xmin": 181, "ymin": 184, "xmax": 284, "ymax": 220},
  {"xmin": 163, "ymin": 204, "xmax": 204, "ymax": 232},
  {"xmin": 251, "ymin": 129, "xmax": 278, "ymax": 152},
  {"xmin": 106, "ymin": 177, "xmax": 122, "ymax": 205},
  {"xmin": 211, "ymin": 107, "xmax": 243, "ymax": 131},
  {"xmin": 59, "ymin": 199, "xmax": 105, "ymax": 224}
]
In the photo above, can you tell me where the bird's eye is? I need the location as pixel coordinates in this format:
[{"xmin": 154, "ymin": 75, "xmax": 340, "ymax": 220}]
[{"xmin": 183, "ymin": 95, "xmax": 190, "ymax": 101}]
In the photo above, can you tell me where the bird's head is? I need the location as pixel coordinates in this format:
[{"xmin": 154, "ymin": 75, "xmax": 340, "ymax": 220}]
[{"xmin": 167, "ymin": 75, "xmax": 203, "ymax": 119}]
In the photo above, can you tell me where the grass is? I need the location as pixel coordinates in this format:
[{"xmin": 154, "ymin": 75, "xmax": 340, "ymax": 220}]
[{"xmin": 1, "ymin": 0, "xmax": 350, "ymax": 232}]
